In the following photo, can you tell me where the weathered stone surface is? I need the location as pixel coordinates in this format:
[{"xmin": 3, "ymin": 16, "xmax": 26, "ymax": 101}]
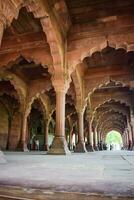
[
  {"xmin": 75, "ymin": 142, "xmax": 87, "ymax": 153},
  {"xmin": 0, "ymin": 151, "xmax": 134, "ymax": 197},
  {"xmin": 47, "ymin": 136, "xmax": 71, "ymax": 155}
]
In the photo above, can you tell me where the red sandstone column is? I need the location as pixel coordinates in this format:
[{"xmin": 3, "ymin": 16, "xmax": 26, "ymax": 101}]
[
  {"xmin": 69, "ymin": 128, "xmax": 73, "ymax": 150},
  {"xmin": 0, "ymin": 16, "xmax": 6, "ymax": 160},
  {"xmin": 87, "ymin": 121, "xmax": 94, "ymax": 152},
  {"xmin": 44, "ymin": 120, "xmax": 49, "ymax": 151},
  {"xmin": 75, "ymin": 111, "xmax": 87, "ymax": 153},
  {"xmin": 130, "ymin": 115, "xmax": 134, "ymax": 150},
  {"xmin": 94, "ymin": 130, "xmax": 99, "ymax": 151},
  {"xmin": 126, "ymin": 129, "xmax": 129, "ymax": 150},
  {"xmin": 87, "ymin": 126, "xmax": 90, "ymax": 145},
  {"xmin": 18, "ymin": 114, "xmax": 29, "ymax": 152},
  {"xmin": 48, "ymin": 89, "xmax": 70, "ymax": 155},
  {"xmin": 124, "ymin": 131, "xmax": 127, "ymax": 149},
  {"xmin": 122, "ymin": 133, "xmax": 126, "ymax": 149},
  {"xmin": 130, "ymin": 123, "xmax": 134, "ymax": 150},
  {"xmin": 0, "ymin": 15, "xmax": 5, "ymax": 46},
  {"xmin": 127, "ymin": 125, "xmax": 133, "ymax": 150},
  {"xmin": 98, "ymin": 131, "xmax": 101, "ymax": 150}
]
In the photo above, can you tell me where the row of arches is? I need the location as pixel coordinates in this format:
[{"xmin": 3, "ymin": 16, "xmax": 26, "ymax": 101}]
[
  {"xmin": 0, "ymin": 1, "xmax": 134, "ymax": 154},
  {"xmin": 0, "ymin": 75, "xmax": 133, "ymax": 154}
]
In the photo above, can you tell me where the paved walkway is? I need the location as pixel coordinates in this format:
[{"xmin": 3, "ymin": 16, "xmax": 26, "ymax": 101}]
[{"xmin": 0, "ymin": 150, "xmax": 134, "ymax": 197}]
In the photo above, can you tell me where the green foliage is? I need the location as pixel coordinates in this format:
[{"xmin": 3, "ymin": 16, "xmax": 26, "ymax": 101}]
[{"xmin": 106, "ymin": 130, "xmax": 122, "ymax": 144}]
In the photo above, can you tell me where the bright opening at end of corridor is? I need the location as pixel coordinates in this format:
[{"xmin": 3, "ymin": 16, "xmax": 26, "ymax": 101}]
[{"xmin": 106, "ymin": 130, "xmax": 123, "ymax": 150}]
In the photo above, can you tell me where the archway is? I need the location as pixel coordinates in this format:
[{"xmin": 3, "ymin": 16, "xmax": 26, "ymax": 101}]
[
  {"xmin": 0, "ymin": 80, "xmax": 21, "ymax": 150},
  {"xmin": 27, "ymin": 99, "xmax": 46, "ymax": 151},
  {"xmin": 105, "ymin": 130, "xmax": 123, "ymax": 151}
]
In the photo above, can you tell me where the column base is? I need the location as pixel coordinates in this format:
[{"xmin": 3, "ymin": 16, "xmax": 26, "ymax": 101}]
[
  {"xmin": 47, "ymin": 136, "xmax": 71, "ymax": 155},
  {"xmin": 17, "ymin": 141, "xmax": 29, "ymax": 152},
  {"xmin": 75, "ymin": 142, "xmax": 87, "ymax": 153},
  {"xmin": 94, "ymin": 146, "xmax": 99, "ymax": 151},
  {"xmin": 44, "ymin": 144, "xmax": 49, "ymax": 151},
  {"xmin": 0, "ymin": 150, "xmax": 6, "ymax": 163},
  {"xmin": 86, "ymin": 144, "xmax": 94, "ymax": 152}
]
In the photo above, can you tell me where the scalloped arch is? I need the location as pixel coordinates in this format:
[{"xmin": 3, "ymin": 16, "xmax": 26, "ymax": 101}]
[
  {"xmin": 93, "ymin": 98, "xmax": 131, "ymax": 116},
  {"xmin": 85, "ymin": 79, "xmax": 130, "ymax": 108},
  {"xmin": 97, "ymin": 110, "xmax": 127, "ymax": 127},
  {"xmin": 0, "ymin": 1, "xmax": 55, "ymax": 73},
  {"xmin": 99, "ymin": 116, "xmax": 126, "ymax": 132},
  {"xmin": 0, "ymin": 52, "xmax": 53, "ymax": 75},
  {"xmin": 103, "ymin": 128, "xmax": 123, "ymax": 139},
  {"xmin": 92, "ymin": 99, "xmax": 130, "ymax": 123},
  {"xmin": 24, "ymin": 93, "xmax": 51, "ymax": 121},
  {"xmin": 100, "ymin": 120, "xmax": 126, "ymax": 136},
  {"xmin": 0, "ymin": 72, "xmax": 27, "ymax": 109},
  {"xmin": 69, "ymin": 40, "xmax": 134, "ymax": 73}
]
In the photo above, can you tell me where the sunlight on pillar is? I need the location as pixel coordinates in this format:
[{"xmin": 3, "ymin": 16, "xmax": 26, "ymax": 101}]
[{"xmin": 105, "ymin": 130, "xmax": 123, "ymax": 150}]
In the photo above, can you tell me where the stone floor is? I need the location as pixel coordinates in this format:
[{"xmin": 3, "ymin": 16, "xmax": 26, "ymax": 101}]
[{"xmin": 0, "ymin": 150, "xmax": 134, "ymax": 199}]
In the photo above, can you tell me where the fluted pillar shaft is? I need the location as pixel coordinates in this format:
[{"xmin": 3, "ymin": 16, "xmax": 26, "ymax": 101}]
[
  {"xmin": 94, "ymin": 131, "xmax": 99, "ymax": 151},
  {"xmin": 17, "ymin": 114, "xmax": 29, "ymax": 151},
  {"xmin": 48, "ymin": 90, "xmax": 70, "ymax": 155},
  {"xmin": 44, "ymin": 120, "xmax": 49, "ymax": 151},
  {"xmin": 75, "ymin": 111, "xmax": 87, "ymax": 153}
]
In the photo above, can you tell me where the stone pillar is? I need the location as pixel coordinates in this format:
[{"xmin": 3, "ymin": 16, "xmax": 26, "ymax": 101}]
[
  {"xmin": 69, "ymin": 128, "xmax": 73, "ymax": 151},
  {"xmin": 44, "ymin": 120, "xmax": 49, "ymax": 151},
  {"xmin": 75, "ymin": 111, "xmax": 87, "ymax": 153},
  {"xmin": 75, "ymin": 133, "xmax": 78, "ymax": 145},
  {"xmin": 0, "ymin": 15, "xmax": 6, "ymax": 161},
  {"xmin": 126, "ymin": 129, "xmax": 129, "ymax": 150},
  {"xmin": 124, "ymin": 131, "xmax": 127, "ymax": 149},
  {"xmin": 94, "ymin": 131, "xmax": 99, "ymax": 151},
  {"xmin": 122, "ymin": 133, "xmax": 126, "ymax": 149},
  {"xmin": 130, "ymin": 115, "xmax": 134, "ymax": 150},
  {"xmin": 130, "ymin": 124, "xmax": 134, "ymax": 150},
  {"xmin": 98, "ymin": 131, "xmax": 102, "ymax": 150},
  {"xmin": 17, "ymin": 114, "xmax": 29, "ymax": 152},
  {"xmin": 0, "ymin": 15, "xmax": 5, "ymax": 46},
  {"xmin": 85, "ymin": 126, "xmax": 89, "ymax": 151},
  {"xmin": 48, "ymin": 90, "xmax": 70, "ymax": 155},
  {"xmin": 87, "ymin": 121, "xmax": 94, "ymax": 152},
  {"xmin": 127, "ymin": 123, "xmax": 133, "ymax": 150}
]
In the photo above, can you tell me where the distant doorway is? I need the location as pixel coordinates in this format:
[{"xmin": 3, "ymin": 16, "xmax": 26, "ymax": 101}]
[{"xmin": 105, "ymin": 130, "xmax": 123, "ymax": 150}]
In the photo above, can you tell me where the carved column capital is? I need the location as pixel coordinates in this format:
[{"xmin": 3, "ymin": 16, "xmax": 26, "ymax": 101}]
[{"xmin": 52, "ymin": 76, "xmax": 70, "ymax": 93}]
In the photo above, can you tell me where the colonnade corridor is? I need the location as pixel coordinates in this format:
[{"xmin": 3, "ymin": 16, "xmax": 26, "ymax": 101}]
[
  {"xmin": 1, "ymin": 0, "xmax": 134, "ymax": 199},
  {"xmin": 0, "ymin": 150, "xmax": 134, "ymax": 199}
]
